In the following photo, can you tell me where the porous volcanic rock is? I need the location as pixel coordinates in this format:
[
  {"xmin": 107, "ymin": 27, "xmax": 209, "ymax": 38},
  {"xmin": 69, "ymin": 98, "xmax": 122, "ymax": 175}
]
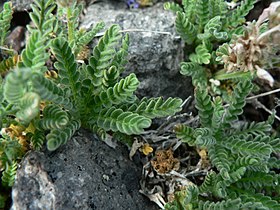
[{"xmin": 11, "ymin": 129, "xmax": 158, "ymax": 210}]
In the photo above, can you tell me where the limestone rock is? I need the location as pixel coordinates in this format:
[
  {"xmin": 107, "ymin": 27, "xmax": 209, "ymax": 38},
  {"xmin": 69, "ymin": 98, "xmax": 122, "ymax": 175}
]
[{"xmin": 11, "ymin": 129, "xmax": 157, "ymax": 210}]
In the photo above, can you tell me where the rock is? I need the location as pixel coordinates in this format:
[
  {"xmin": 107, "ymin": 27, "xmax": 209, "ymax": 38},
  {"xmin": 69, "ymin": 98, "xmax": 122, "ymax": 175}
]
[
  {"xmin": 11, "ymin": 129, "xmax": 158, "ymax": 210},
  {"xmin": 10, "ymin": 0, "xmax": 33, "ymax": 11},
  {"xmin": 81, "ymin": 1, "xmax": 192, "ymax": 99}
]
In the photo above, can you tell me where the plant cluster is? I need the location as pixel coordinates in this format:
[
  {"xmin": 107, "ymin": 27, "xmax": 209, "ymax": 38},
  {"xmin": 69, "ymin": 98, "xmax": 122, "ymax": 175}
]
[
  {"xmin": 162, "ymin": 0, "xmax": 280, "ymax": 209},
  {"xmin": 0, "ymin": 0, "xmax": 279, "ymax": 209},
  {"xmin": 165, "ymin": 0, "xmax": 280, "ymax": 95},
  {"xmin": 0, "ymin": 0, "xmax": 183, "ymax": 207}
]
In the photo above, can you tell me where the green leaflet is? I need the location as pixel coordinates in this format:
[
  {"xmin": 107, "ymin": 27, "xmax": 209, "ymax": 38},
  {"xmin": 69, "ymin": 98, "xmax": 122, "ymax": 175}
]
[
  {"xmin": 189, "ymin": 45, "xmax": 211, "ymax": 65},
  {"xmin": 87, "ymin": 25, "xmax": 122, "ymax": 94},
  {"xmin": 29, "ymin": 0, "xmax": 56, "ymax": 35},
  {"xmin": 31, "ymin": 72, "xmax": 74, "ymax": 110},
  {"xmin": 75, "ymin": 21, "xmax": 105, "ymax": 56},
  {"xmin": 21, "ymin": 31, "xmax": 49, "ymax": 72},
  {"xmin": 102, "ymin": 66, "xmax": 120, "ymax": 89},
  {"xmin": 1, "ymin": 161, "xmax": 17, "ymax": 187},
  {"xmin": 51, "ymin": 37, "xmax": 80, "ymax": 101},
  {"xmin": 0, "ymin": 2, "xmax": 13, "ymax": 46},
  {"xmin": 111, "ymin": 33, "xmax": 130, "ymax": 74},
  {"xmin": 93, "ymin": 73, "xmax": 139, "ymax": 109},
  {"xmin": 96, "ymin": 107, "xmax": 151, "ymax": 135},
  {"xmin": 163, "ymin": 2, "xmax": 183, "ymax": 13},
  {"xmin": 174, "ymin": 11, "xmax": 197, "ymax": 45},
  {"xmin": 195, "ymin": 88, "xmax": 214, "ymax": 128},
  {"xmin": 38, "ymin": 104, "xmax": 69, "ymax": 130},
  {"xmin": 174, "ymin": 124, "xmax": 196, "ymax": 146},
  {"xmin": 198, "ymin": 198, "xmax": 242, "ymax": 209},
  {"xmin": 127, "ymin": 97, "xmax": 183, "ymax": 118},
  {"xmin": 173, "ymin": 82, "xmax": 278, "ymax": 207},
  {"xmin": 3, "ymin": 68, "xmax": 31, "ymax": 104},
  {"xmin": 16, "ymin": 92, "xmax": 40, "ymax": 125},
  {"xmin": 30, "ymin": 130, "xmax": 45, "ymax": 150},
  {"xmin": 224, "ymin": 0, "xmax": 257, "ymax": 29},
  {"xmin": 47, "ymin": 119, "xmax": 81, "ymax": 151},
  {"xmin": 223, "ymin": 80, "xmax": 253, "ymax": 125}
]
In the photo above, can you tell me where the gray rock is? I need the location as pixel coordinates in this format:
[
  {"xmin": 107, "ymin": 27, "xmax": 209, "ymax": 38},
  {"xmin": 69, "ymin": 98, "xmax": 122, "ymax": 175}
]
[
  {"xmin": 81, "ymin": 1, "xmax": 192, "ymax": 99},
  {"xmin": 11, "ymin": 129, "xmax": 158, "ymax": 210},
  {"xmin": 9, "ymin": 0, "xmax": 33, "ymax": 11}
]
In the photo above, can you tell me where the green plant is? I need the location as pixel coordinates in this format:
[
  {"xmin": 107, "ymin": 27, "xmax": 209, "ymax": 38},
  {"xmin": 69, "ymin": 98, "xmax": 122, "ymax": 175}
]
[
  {"xmin": 0, "ymin": 0, "xmax": 183, "ymax": 206},
  {"xmin": 165, "ymin": 0, "xmax": 280, "ymax": 94},
  {"xmin": 164, "ymin": 80, "xmax": 280, "ymax": 209},
  {"xmin": 163, "ymin": 1, "xmax": 280, "ymax": 209},
  {"xmin": 1, "ymin": 0, "xmax": 183, "ymax": 149}
]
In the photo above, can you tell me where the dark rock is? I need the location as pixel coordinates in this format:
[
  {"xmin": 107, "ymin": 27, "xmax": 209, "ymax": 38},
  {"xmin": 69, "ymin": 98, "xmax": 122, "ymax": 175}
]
[
  {"xmin": 11, "ymin": 129, "xmax": 158, "ymax": 210},
  {"xmin": 81, "ymin": 1, "xmax": 192, "ymax": 99}
]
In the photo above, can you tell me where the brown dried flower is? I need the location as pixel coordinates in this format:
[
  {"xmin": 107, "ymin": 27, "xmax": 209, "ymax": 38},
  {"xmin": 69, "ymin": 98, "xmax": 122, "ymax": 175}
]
[{"xmin": 221, "ymin": 2, "xmax": 280, "ymax": 87}]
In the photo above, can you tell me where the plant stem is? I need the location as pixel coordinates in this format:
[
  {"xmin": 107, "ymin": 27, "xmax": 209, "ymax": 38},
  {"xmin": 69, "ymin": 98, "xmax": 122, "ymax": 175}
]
[{"xmin": 67, "ymin": 7, "xmax": 74, "ymax": 43}]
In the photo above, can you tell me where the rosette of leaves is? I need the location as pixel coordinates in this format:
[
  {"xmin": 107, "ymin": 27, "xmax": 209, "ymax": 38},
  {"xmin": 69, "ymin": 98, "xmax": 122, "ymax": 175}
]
[
  {"xmin": 2, "ymin": 5, "xmax": 182, "ymax": 152},
  {"xmin": 165, "ymin": 80, "xmax": 280, "ymax": 209}
]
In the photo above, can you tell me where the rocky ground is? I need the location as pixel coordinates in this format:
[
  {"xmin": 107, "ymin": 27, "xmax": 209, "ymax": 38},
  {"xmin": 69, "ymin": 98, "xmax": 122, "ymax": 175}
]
[{"xmin": 2, "ymin": 0, "xmax": 279, "ymax": 209}]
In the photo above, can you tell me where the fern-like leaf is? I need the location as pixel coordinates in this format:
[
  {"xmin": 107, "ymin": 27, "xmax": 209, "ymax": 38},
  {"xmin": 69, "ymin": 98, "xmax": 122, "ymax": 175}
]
[
  {"xmin": 208, "ymin": 146, "xmax": 231, "ymax": 180},
  {"xmin": 195, "ymin": 88, "xmax": 214, "ymax": 128},
  {"xmin": 111, "ymin": 33, "xmax": 130, "ymax": 73},
  {"xmin": 163, "ymin": 2, "xmax": 183, "ymax": 13},
  {"xmin": 268, "ymin": 157, "xmax": 280, "ymax": 170},
  {"xmin": 51, "ymin": 37, "xmax": 80, "ymax": 101},
  {"xmin": 1, "ymin": 161, "xmax": 17, "ymax": 187},
  {"xmin": 16, "ymin": 92, "xmax": 40, "ymax": 124},
  {"xmin": 194, "ymin": 128, "xmax": 216, "ymax": 147},
  {"xmin": 127, "ymin": 97, "xmax": 182, "ymax": 119},
  {"xmin": 102, "ymin": 66, "xmax": 120, "ymax": 89},
  {"xmin": 30, "ymin": 129, "xmax": 45, "ymax": 150},
  {"xmin": 199, "ymin": 171, "xmax": 217, "ymax": 193},
  {"xmin": 234, "ymin": 121, "xmax": 272, "ymax": 136},
  {"xmin": 223, "ymin": 80, "xmax": 253, "ymax": 125},
  {"xmin": 38, "ymin": 104, "xmax": 69, "ymax": 130},
  {"xmin": 215, "ymin": 43, "xmax": 230, "ymax": 63},
  {"xmin": 92, "ymin": 73, "xmax": 139, "ymax": 110},
  {"xmin": 198, "ymin": 199, "xmax": 241, "ymax": 210},
  {"xmin": 3, "ymin": 68, "xmax": 31, "ymax": 104},
  {"xmin": 0, "ymin": 2, "xmax": 13, "ymax": 46},
  {"xmin": 237, "ymin": 191, "xmax": 280, "ymax": 210},
  {"xmin": 180, "ymin": 62, "xmax": 200, "ymax": 76},
  {"xmin": 225, "ymin": 136, "xmax": 272, "ymax": 158},
  {"xmin": 0, "ymin": 136, "xmax": 24, "ymax": 166},
  {"xmin": 29, "ymin": 0, "xmax": 56, "ymax": 36},
  {"xmin": 20, "ymin": 31, "xmax": 49, "ymax": 72},
  {"xmin": 236, "ymin": 171, "xmax": 277, "ymax": 190},
  {"xmin": 224, "ymin": 0, "xmax": 256, "ymax": 29},
  {"xmin": 198, "ymin": 16, "xmax": 228, "ymax": 40},
  {"xmin": 87, "ymin": 25, "xmax": 122, "ymax": 94},
  {"xmin": 31, "ymin": 73, "xmax": 73, "ymax": 109},
  {"xmin": 46, "ymin": 119, "xmax": 81, "ymax": 151},
  {"xmin": 195, "ymin": 0, "xmax": 210, "ymax": 32},
  {"xmin": 211, "ymin": 96, "xmax": 225, "ymax": 132},
  {"xmin": 175, "ymin": 11, "xmax": 197, "ymax": 45},
  {"xmin": 198, "ymin": 198, "xmax": 242, "ymax": 209},
  {"xmin": 95, "ymin": 107, "xmax": 151, "ymax": 135},
  {"xmin": 189, "ymin": 45, "xmax": 211, "ymax": 65},
  {"xmin": 75, "ymin": 21, "xmax": 105, "ymax": 55},
  {"xmin": 233, "ymin": 156, "xmax": 259, "ymax": 169},
  {"xmin": 174, "ymin": 124, "xmax": 196, "ymax": 146}
]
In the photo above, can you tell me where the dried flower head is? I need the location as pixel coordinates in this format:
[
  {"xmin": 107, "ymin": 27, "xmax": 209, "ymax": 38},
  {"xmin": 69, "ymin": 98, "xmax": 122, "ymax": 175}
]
[{"xmin": 219, "ymin": 2, "xmax": 280, "ymax": 86}]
